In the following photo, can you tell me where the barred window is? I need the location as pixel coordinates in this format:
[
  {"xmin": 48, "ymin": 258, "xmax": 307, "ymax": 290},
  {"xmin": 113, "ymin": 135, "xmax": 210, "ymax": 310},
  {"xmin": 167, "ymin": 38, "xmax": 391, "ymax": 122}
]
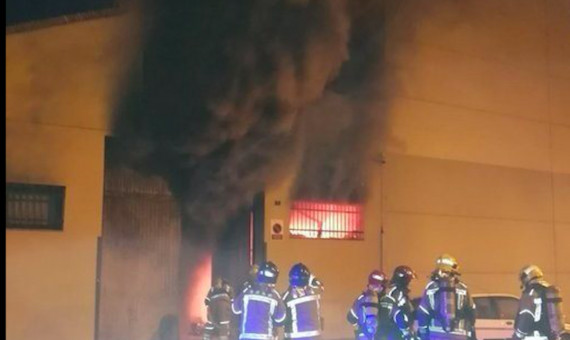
[
  {"xmin": 6, "ymin": 183, "xmax": 65, "ymax": 231},
  {"xmin": 289, "ymin": 201, "xmax": 363, "ymax": 240}
]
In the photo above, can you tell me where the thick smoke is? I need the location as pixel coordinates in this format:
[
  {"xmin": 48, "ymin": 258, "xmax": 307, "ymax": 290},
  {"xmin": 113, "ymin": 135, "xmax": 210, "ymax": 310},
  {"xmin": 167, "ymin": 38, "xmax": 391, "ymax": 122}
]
[
  {"xmin": 291, "ymin": 92, "xmax": 371, "ymax": 202},
  {"xmin": 113, "ymin": 0, "xmax": 356, "ymax": 244},
  {"xmin": 292, "ymin": 0, "xmax": 388, "ymax": 202},
  {"xmin": 111, "ymin": 0, "xmax": 388, "ymax": 334}
]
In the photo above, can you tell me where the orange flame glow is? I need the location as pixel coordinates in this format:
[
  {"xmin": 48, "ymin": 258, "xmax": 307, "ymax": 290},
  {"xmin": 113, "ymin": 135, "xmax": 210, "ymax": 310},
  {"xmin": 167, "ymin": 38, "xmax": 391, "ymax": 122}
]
[
  {"xmin": 289, "ymin": 200, "xmax": 363, "ymax": 239},
  {"xmin": 180, "ymin": 253, "xmax": 212, "ymax": 339}
]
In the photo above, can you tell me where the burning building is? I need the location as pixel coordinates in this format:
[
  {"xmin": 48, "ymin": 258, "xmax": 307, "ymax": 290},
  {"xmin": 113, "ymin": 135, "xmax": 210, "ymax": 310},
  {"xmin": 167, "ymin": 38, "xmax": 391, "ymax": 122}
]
[{"xmin": 6, "ymin": 1, "xmax": 570, "ymax": 340}]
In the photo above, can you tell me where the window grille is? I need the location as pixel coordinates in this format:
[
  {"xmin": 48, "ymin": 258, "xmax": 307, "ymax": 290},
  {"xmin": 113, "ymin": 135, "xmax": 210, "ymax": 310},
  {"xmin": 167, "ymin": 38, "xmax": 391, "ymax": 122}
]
[
  {"xmin": 289, "ymin": 201, "xmax": 363, "ymax": 240},
  {"xmin": 6, "ymin": 183, "xmax": 65, "ymax": 231}
]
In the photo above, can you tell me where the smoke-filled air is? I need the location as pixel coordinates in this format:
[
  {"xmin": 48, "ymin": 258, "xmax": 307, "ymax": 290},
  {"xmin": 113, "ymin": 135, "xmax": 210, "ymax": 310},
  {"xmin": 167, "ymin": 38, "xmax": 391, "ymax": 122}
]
[{"xmin": 112, "ymin": 0, "xmax": 387, "ymax": 244}]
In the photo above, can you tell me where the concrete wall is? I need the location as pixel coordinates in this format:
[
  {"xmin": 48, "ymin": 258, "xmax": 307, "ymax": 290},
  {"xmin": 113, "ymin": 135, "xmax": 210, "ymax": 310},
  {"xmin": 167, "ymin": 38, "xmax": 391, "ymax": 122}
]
[
  {"xmin": 381, "ymin": 0, "xmax": 570, "ymax": 296},
  {"xmin": 6, "ymin": 14, "xmax": 137, "ymax": 340},
  {"xmin": 265, "ymin": 1, "xmax": 570, "ymax": 338}
]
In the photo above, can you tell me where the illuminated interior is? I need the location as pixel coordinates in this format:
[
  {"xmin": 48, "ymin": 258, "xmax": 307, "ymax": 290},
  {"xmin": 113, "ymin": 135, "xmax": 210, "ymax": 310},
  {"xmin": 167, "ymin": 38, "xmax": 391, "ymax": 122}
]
[
  {"xmin": 182, "ymin": 253, "xmax": 212, "ymax": 337},
  {"xmin": 289, "ymin": 201, "xmax": 363, "ymax": 240}
]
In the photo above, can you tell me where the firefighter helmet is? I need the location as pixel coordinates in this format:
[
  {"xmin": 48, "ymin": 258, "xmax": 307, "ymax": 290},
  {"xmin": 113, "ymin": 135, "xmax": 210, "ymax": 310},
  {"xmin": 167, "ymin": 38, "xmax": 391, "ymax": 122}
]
[
  {"xmin": 249, "ymin": 264, "xmax": 260, "ymax": 279},
  {"xmin": 222, "ymin": 279, "xmax": 233, "ymax": 296},
  {"xmin": 213, "ymin": 277, "xmax": 223, "ymax": 289},
  {"xmin": 368, "ymin": 270, "xmax": 388, "ymax": 290},
  {"xmin": 289, "ymin": 263, "xmax": 311, "ymax": 286},
  {"xmin": 519, "ymin": 264, "xmax": 544, "ymax": 288},
  {"xmin": 391, "ymin": 265, "xmax": 417, "ymax": 287},
  {"xmin": 435, "ymin": 254, "xmax": 460, "ymax": 275},
  {"xmin": 257, "ymin": 261, "xmax": 279, "ymax": 284}
]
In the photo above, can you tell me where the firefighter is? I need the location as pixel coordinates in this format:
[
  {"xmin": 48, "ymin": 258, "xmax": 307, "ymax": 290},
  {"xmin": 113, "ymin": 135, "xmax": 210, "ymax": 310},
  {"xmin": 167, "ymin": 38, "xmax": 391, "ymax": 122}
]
[
  {"xmin": 417, "ymin": 254, "xmax": 476, "ymax": 340},
  {"xmin": 378, "ymin": 266, "xmax": 417, "ymax": 340},
  {"xmin": 204, "ymin": 277, "xmax": 234, "ymax": 340},
  {"xmin": 232, "ymin": 261, "xmax": 286, "ymax": 340},
  {"xmin": 512, "ymin": 265, "xmax": 567, "ymax": 340},
  {"xmin": 347, "ymin": 270, "xmax": 389, "ymax": 340},
  {"xmin": 282, "ymin": 263, "xmax": 324, "ymax": 340},
  {"xmin": 230, "ymin": 265, "xmax": 260, "ymax": 338}
]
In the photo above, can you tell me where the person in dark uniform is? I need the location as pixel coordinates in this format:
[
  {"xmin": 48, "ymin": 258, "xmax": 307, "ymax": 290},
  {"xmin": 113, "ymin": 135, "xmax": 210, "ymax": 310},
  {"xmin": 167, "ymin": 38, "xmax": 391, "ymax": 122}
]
[
  {"xmin": 347, "ymin": 270, "xmax": 389, "ymax": 340},
  {"xmin": 282, "ymin": 263, "xmax": 324, "ymax": 340},
  {"xmin": 417, "ymin": 254, "xmax": 477, "ymax": 340},
  {"xmin": 232, "ymin": 261, "xmax": 286, "ymax": 340},
  {"xmin": 512, "ymin": 265, "xmax": 567, "ymax": 340},
  {"xmin": 204, "ymin": 277, "xmax": 234, "ymax": 340},
  {"xmin": 378, "ymin": 266, "xmax": 417, "ymax": 340}
]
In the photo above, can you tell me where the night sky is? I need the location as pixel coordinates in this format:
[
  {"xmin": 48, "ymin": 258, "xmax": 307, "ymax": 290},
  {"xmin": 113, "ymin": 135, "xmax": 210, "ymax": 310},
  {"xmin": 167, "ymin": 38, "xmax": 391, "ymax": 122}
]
[{"xmin": 6, "ymin": 0, "xmax": 117, "ymax": 26}]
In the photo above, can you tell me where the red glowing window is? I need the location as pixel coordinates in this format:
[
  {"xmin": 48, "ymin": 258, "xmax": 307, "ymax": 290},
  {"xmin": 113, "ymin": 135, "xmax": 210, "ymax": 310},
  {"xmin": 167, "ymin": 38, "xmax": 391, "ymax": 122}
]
[{"xmin": 289, "ymin": 201, "xmax": 363, "ymax": 240}]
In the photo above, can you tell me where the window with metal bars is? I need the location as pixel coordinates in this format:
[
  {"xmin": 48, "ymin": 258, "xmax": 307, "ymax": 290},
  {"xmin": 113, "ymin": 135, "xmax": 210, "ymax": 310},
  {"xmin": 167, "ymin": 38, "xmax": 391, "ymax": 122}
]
[
  {"xmin": 6, "ymin": 183, "xmax": 65, "ymax": 231},
  {"xmin": 288, "ymin": 201, "xmax": 363, "ymax": 240}
]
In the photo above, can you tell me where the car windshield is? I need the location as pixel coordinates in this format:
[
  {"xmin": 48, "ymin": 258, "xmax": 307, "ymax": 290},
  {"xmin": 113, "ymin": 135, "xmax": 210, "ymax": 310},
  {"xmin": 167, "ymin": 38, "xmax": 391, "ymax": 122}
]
[
  {"xmin": 494, "ymin": 297, "xmax": 519, "ymax": 320},
  {"xmin": 474, "ymin": 297, "xmax": 494, "ymax": 319},
  {"xmin": 474, "ymin": 296, "xmax": 519, "ymax": 320},
  {"xmin": 412, "ymin": 295, "xmax": 519, "ymax": 320}
]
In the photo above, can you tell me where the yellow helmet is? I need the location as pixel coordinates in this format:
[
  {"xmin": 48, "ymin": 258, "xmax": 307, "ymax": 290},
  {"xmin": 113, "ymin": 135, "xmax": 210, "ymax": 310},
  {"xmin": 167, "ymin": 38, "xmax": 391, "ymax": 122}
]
[
  {"xmin": 435, "ymin": 254, "xmax": 460, "ymax": 274},
  {"xmin": 249, "ymin": 264, "xmax": 260, "ymax": 279},
  {"xmin": 519, "ymin": 264, "xmax": 544, "ymax": 288}
]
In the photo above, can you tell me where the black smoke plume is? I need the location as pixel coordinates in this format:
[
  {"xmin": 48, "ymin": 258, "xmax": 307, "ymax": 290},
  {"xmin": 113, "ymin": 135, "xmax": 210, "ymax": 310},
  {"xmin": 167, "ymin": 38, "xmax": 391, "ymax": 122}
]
[
  {"xmin": 111, "ymin": 0, "xmax": 387, "ymax": 332},
  {"xmin": 292, "ymin": 0, "xmax": 387, "ymax": 202},
  {"xmin": 112, "ymin": 0, "xmax": 380, "ymax": 242}
]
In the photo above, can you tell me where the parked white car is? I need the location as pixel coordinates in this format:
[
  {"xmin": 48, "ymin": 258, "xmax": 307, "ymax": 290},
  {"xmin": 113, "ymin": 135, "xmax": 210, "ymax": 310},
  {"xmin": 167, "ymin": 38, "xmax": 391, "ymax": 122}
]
[
  {"xmin": 471, "ymin": 294, "xmax": 519, "ymax": 340},
  {"xmin": 412, "ymin": 294, "xmax": 569, "ymax": 340}
]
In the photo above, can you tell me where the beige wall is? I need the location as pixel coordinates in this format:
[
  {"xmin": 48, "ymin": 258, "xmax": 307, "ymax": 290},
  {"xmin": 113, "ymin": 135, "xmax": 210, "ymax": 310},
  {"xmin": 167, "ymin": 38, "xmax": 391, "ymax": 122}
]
[
  {"xmin": 6, "ymin": 14, "xmax": 137, "ymax": 340},
  {"xmin": 265, "ymin": 1, "xmax": 570, "ymax": 338},
  {"xmin": 380, "ymin": 0, "xmax": 570, "ymax": 297}
]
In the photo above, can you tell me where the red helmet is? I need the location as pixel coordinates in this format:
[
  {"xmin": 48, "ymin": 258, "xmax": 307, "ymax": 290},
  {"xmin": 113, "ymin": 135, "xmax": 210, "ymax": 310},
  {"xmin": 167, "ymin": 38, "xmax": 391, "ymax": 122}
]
[{"xmin": 368, "ymin": 270, "xmax": 388, "ymax": 288}]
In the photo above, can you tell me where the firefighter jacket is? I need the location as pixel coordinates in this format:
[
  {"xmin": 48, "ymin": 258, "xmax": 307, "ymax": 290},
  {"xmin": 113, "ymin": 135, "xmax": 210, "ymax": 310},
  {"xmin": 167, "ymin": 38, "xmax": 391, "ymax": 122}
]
[
  {"xmin": 379, "ymin": 285, "xmax": 415, "ymax": 340},
  {"xmin": 348, "ymin": 289, "xmax": 382, "ymax": 339},
  {"xmin": 232, "ymin": 283, "xmax": 286, "ymax": 340},
  {"xmin": 205, "ymin": 286, "xmax": 233, "ymax": 324},
  {"xmin": 417, "ymin": 278, "xmax": 476, "ymax": 340},
  {"xmin": 513, "ymin": 282, "xmax": 566, "ymax": 340},
  {"xmin": 282, "ymin": 285, "xmax": 323, "ymax": 339}
]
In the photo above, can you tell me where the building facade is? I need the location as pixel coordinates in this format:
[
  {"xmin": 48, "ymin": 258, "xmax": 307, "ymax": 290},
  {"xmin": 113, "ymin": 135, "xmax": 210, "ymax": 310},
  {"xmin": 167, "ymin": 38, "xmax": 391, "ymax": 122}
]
[
  {"xmin": 6, "ymin": 10, "xmax": 138, "ymax": 340},
  {"xmin": 6, "ymin": 1, "xmax": 570, "ymax": 340},
  {"xmin": 264, "ymin": 1, "xmax": 570, "ymax": 338}
]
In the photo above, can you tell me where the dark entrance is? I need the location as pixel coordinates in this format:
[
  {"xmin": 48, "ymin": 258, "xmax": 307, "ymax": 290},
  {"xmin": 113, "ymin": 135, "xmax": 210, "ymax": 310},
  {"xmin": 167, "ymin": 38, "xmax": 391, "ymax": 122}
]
[
  {"xmin": 97, "ymin": 137, "xmax": 182, "ymax": 340},
  {"xmin": 211, "ymin": 194, "xmax": 266, "ymax": 291},
  {"xmin": 97, "ymin": 137, "xmax": 266, "ymax": 340}
]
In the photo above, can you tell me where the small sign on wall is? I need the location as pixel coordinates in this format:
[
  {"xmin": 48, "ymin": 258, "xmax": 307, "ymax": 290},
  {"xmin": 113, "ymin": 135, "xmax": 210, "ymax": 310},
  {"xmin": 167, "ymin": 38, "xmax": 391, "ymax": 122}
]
[{"xmin": 270, "ymin": 219, "xmax": 284, "ymax": 240}]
